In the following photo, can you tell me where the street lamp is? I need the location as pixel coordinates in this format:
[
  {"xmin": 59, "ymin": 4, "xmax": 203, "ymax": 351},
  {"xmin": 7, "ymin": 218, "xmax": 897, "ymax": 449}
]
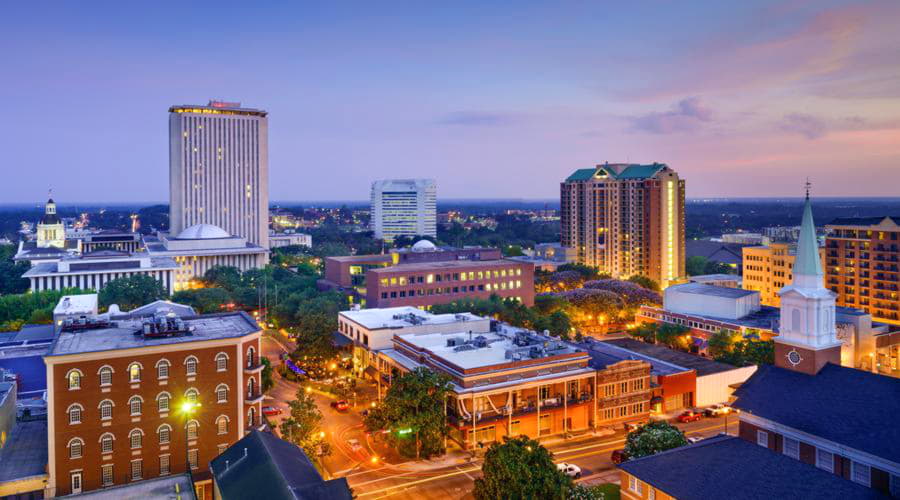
[{"xmin": 180, "ymin": 401, "xmax": 201, "ymax": 495}]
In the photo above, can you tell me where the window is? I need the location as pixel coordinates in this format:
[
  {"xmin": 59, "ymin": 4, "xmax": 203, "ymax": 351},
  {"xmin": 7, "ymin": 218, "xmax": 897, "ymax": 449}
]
[
  {"xmin": 71, "ymin": 472, "xmax": 83, "ymax": 494},
  {"xmin": 100, "ymin": 433, "xmax": 115, "ymax": 453},
  {"xmin": 158, "ymin": 424, "xmax": 171, "ymax": 444},
  {"xmin": 188, "ymin": 449, "xmax": 199, "ymax": 470},
  {"xmin": 816, "ymin": 449, "xmax": 834, "ymax": 472},
  {"xmin": 156, "ymin": 359, "xmax": 170, "ymax": 379},
  {"xmin": 130, "ymin": 459, "xmax": 142, "ymax": 481},
  {"xmin": 99, "ymin": 399, "xmax": 113, "ymax": 420},
  {"xmin": 215, "ymin": 353, "xmax": 228, "ymax": 371},
  {"xmin": 129, "ymin": 429, "xmax": 143, "ymax": 449},
  {"xmin": 185, "ymin": 356, "xmax": 198, "ymax": 376},
  {"xmin": 68, "ymin": 438, "xmax": 84, "ymax": 459},
  {"xmin": 248, "ymin": 377, "xmax": 257, "ymax": 397},
  {"xmin": 216, "ymin": 384, "xmax": 229, "ymax": 403},
  {"xmin": 101, "ymin": 464, "xmax": 113, "ymax": 486},
  {"xmin": 98, "ymin": 366, "xmax": 113, "ymax": 386},
  {"xmin": 67, "ymin": 369, "xmax": 82, "ymax": 390},
  {"xmin": 852, "ymin": 461, "xmax": 871, "ymax": 486},
  {"xmin": 185, "ymin": 389, "xmax": 199, "ymax": 404},
  {"xmin": 218, "ymin": 443, "xmax": 228, "ymax": 455},
  {"xmin": 217, "ymin": 415, "xmax": 229, "ymax": 435},
  {"xmin": 628, "ymin": 475, "xmax": 643, "ymax": 494},
  {"xmin": 186, "ymin": 420, "xmax": 199, "ymax": 440},
  {"xmin": 648, "ymin": 488, "xmax": 656, "ymax": 500},
  {"xmin": 756, "ymin": 430, "xmax": 768, "ymax": 447},
  {"xmin": 159, "ymin": 455, "xmax": 170, "ymax": 476},
  {"xmin": 783, "ymin": 437, "xmax": 800, "ymax": 459},
  {"xmin": 129, "ymin": 396, "xmax": 142, "ymax": 416},
  {"xmin": 128, "ymin": 363, "xmax": 141, "ymax": 383},
  {"xmin": 157, "ymin": 392, "xmax": 170, "ymax": 413},
  {"xmin": 68, "ymin": 404, "xmax": 83, "ymax": 424}
]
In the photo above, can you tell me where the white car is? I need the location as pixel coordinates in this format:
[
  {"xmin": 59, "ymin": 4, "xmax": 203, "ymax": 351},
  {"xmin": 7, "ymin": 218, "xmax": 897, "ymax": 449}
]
[
  {"xmin": 687, "ymin": 436, "xmax": 703, "ymax": 444},
  {"xmin": 347, "ymin": 439, "xmax": 363, "ymax": 452},
  {"xmin": 557, "ymin": 463, "xmax": 582, "ymax": 478},
  {"xmin": 705, "ymin": 404, "xmax": 734, "ymax": 417}
]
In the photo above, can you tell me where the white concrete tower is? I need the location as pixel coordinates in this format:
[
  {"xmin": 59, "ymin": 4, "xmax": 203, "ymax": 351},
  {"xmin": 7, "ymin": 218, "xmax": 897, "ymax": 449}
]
[
  {"xmin": 370, "ymin": 179, "xmax": 437, "ymax": 242},
  {"xmin": 775, "ymin": 184, "xmax": 842, "ymax": 374},
  {"xmin": 169, "ymin": 101, "xmax": 269, "ymax": 249}
]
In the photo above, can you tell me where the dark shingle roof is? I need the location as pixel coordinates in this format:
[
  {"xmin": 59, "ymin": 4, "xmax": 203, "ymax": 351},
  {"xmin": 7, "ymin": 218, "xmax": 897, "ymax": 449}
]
[
  {"xmin": 0, "ymin": 420, "xmax": 49, "ymax": 482},
  {"xmin": 210, "ymin": 430, "xmax": 352, "ymax": 500},
  {"xmin": 685, "ymin": 240, "xmax": 745, "ymax": 265},
  {"xmin": 603, "ymin": 338, "xmax": 739, "ymax": 376},
  {"xmin": 620, "ymin": 435, "xmax": 885, "ymax": 499},
  {"xmin": 733, "ymin": 363, "xmax": 900, "ymax": 463}
]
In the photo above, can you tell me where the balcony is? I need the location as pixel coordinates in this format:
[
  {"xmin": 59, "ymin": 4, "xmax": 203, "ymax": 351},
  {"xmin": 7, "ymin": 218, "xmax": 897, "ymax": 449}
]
[
  {"xmin": 244, "ymin": 361, "xmax": 264, "ymax": 374},
  {"xmin": 447, "ymin": 393, "xmax": 594, "ymax": 427},
  {"xmin": 245, "ymin": 391, "xmax": 264, "ymax": 404}
]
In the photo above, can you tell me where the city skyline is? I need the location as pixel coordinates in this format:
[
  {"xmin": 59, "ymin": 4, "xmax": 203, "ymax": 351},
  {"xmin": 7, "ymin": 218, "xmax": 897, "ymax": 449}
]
[{"xmin": 2, "ymin": 1, "xmax": 899, "ymax": 203}]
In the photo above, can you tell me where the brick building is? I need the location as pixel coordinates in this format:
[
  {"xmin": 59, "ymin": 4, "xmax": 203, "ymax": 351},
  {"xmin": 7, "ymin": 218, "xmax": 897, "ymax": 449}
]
[{"xmin": 44, "ymin": 311, "xmax": 263, "ymax": 498}]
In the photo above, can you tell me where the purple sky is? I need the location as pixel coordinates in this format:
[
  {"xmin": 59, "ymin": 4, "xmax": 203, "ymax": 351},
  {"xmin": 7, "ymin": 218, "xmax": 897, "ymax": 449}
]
[{"xmin": 2, "ymin": 1, "xmax": 899, "ymax": 203}]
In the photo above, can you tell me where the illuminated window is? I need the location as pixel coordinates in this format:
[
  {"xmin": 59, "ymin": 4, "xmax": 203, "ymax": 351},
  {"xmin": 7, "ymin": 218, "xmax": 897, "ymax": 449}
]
[
  {"xmin": 128, "ymin": 363, "xmax": 141, "ymax": 383},
  {"xmin": 67, "ymin": 369, "xmax": 82, "ymax": 390},
  {"xmin": 185, "ymin": 389, "xmax": 199, "ymax": 404}
]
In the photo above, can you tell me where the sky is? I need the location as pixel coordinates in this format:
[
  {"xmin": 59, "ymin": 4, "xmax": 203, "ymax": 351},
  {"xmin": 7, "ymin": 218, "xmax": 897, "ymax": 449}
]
[{"xmin": 1, "ymin": 1, "xmax": 899, "ymax": 203}]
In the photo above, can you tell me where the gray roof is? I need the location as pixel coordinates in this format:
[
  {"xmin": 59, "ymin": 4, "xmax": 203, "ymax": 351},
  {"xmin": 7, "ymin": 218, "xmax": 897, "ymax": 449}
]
[
  {"xmin": 685, "ymin": 240, "xmax": 745, "ymax": 265},
  {"xmin": 0, "ymin": 420, "xmax": 48, "ymax": 483},
  {"xmin": 23, "ymin": 256, "xmax": 178, "ymax": 277},
  {"xmin": 124, "ymin": 300, "xmax": 196, "ymax": 318},
  {"xmin": 668, "ymin": 282, "xmax": 756, "ymax": 299},
  {"xmin": 65, "ymin": 474, "xmax": 195, "ymax": 499},
  {"xmin": 602, "ymin": 338, "xmax": 741, "ymax": 376},
  {"xmin": 46, "ymin": 311, "xmax": 259, "ymax": 357}
]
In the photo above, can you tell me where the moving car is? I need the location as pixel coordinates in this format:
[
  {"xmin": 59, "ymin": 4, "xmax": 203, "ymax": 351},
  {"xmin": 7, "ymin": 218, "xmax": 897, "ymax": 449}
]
[
  {"xmin": 611, "ymin": 449, "xmax": 628, "ymax": 464},
  {"xmin": 557, "ymin": 463, "xmax": 582, "ymax": 478},
  {"xmin": 347, "ymin": 438, "xmax": 363, "ymax": 452},
  {"xmin": 704, "ymin": 404, "xmax": 734, "ymax": 417},
  {"xmin": 677, "ymin": 410, "xmax": 703, "ymax": 423},
  {"xmin": 331, "ymin": 400, "xmax": 350, "ymax": 412},
  {"xmin": 262, "ymin": 406, "xmax": 282, "ymax": 417}
]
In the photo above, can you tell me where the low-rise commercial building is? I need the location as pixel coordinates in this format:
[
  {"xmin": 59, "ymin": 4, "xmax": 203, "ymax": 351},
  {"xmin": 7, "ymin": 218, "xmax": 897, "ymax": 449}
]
[
  {"xmin": 23, "ymin": 250, "xmax": 178, "ymax": 294},
  {"xmin": 508, "ymin": 243, "xmax": 577, "ymax": 271}
]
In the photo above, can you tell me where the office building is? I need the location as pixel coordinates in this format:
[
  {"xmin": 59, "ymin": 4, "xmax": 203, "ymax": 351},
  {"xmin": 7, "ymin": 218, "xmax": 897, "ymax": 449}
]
[
  {"xmin": 44, "ymin": 309, "xmax": 264, "ymax": 498},
  {"xmin": 560, "ymin": 163, "xmax": 685, "ymax": 288},
  {"xmin": 825, "ymin": 216, "xmax": 900, "ymax": 324},
  {"xmin": 169, "ymin": 101, "xmax": 269, "ymax": 249},
  {"xmin": 23, "ymin": 250, "xmax": 178, "ymax": 294},
  {"xmin": 370, "ymin": 179, "xmax": 436, "ymax": 242},
  {"xmin": 742, "ymin": 243, "xmax": 825, "ymax": 307}
]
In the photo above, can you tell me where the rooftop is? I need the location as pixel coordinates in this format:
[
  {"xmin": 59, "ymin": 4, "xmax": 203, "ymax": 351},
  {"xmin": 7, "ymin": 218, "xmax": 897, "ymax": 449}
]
[
  {"xmin": 733, "ymin": 363, "xmax": 900, "ymax": 464},
  {"xmin": 565, "ymin": 163, "xmax": 668, "ymax": 182},
  {"xmin": 369, "ymin": 258, "xmax": 529, "ymax": 274},
  {"xmin": 828, "ymin": 216, "xmax": 900, "ymax": 227},
  {"xmin": 688, "ymin": 274, "xmax": 742, "ymax": 283},
  {"xmin": 24, "ymin": 255, "xmax": 178, "ymax": 277},
  {"xmin": 53, "ymin": 294, "xmax": 98, "ymax": 315},
  {"xmin": 47, "ymin": 311, "xmax": 260, "ymax": 358},
  {"xmin": 600, "ymin": 338, "xmax": 741, "ymax": 376},
  {"xmin": 66, "ymin": 474, "xmax": 194, "ymax": 500},
  {"xmin": 619, "ymin": 435, "xmax": 883, "ymax": 500},
  {"xmin": 339, "ymin": 306, "xmax": 484, "ymax": 330},
  {"xmin": 0, "ymin": 420, "xmax": 48, "ymax": 483},
  {"xmin": 667, "ymin": 282, "xmax": 756, "ymax": 299},
  {"xmin": 170, "ymin": 101, "xmax": 267, "ymax": 117}
]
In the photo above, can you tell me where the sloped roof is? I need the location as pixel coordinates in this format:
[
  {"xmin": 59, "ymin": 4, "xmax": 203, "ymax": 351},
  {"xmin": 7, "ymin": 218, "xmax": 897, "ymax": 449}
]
[
  {"xmin": 619, "ymin": 435, "xmax": 884, "ymax": 500},
  {"xmin": 565, "ymin": 168, "xmax": 596, "ymax": 182},
  {"xmin": 733, "ymin": 363, "xmax": 900, "ymax": 463},
  {"xmin": 565, "ymin": 164, "xmax": 668, "ymax": 182},
  {"xmin": 793, "ymin": 197, "xmax": 823, "ymax": 277}
]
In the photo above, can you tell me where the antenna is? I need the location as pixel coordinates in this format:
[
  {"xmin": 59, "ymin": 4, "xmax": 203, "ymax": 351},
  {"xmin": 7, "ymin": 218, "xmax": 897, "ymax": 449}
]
[{"xmin": 804, "ymin": 178, "xmax": 812, "ymax": 200}]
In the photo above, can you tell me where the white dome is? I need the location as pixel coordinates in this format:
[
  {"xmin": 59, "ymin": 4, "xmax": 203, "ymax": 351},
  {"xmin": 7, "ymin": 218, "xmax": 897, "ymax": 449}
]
[
  {"xmin": 411, "ymin": 239, "xmax": 437, "ymax": 252},
  {"xmin": 176, "ymin": 224, "xmax": 231, "ymax": 240}
]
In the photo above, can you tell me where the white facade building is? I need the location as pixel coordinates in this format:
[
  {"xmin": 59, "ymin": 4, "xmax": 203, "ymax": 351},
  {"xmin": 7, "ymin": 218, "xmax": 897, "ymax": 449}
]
[
  {"xmin": 370, "ymin": 179, "xmax": 436, "ymax": 242},
  {"xmin": 268, "ymin": 232, "xmax": 312, "ymax": 249},
  {"xmin": 663, "ymin": 283, "xmax": 761, "ymax": 320},
  {"xmin": 169, "ymin": 101, "xmax": 269, "ymax": 249},
  {"xmin": 22, "ymin": 250, "xmax": 177, "ymax": 294}
]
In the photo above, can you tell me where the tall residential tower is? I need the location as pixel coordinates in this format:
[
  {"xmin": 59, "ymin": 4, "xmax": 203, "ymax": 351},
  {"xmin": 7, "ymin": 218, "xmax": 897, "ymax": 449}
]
[
  {"xmin": 370, "ymin": 179, "xmax": 436, "ymax": 242},
  {"xmin": 169, "ymin": 101, "xmax": 269, "ymax": 248},
  {"xmin": 560, "ymin": 163, "xmax": 685, "ymax": 288}
]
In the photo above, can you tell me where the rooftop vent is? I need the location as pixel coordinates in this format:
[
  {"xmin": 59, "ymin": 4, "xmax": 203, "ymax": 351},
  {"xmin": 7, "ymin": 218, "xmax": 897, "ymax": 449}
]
[
  {"xmin": 446, "ymin": 337, "xmax": 464, "ymax": 347},
  {"xmin": 60, "ymin": 315, "xmax": 111, "ymax": 332},
  {"xmin": 453, "ymin": 344, "xmax": 477, "ymax": 352},
  {"xmin": 137, "ymin": 315, "xmax": 194, "ymax": 338}
]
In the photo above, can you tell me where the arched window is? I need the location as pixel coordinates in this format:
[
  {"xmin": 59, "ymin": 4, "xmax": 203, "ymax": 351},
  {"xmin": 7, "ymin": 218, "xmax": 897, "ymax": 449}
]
[
  {"xmin": 248, "ymin": 407, "xmax": 257, "ymax": 428},
  {"xmin": 184, "ymin": 356, "xmax": 198, "ymax": 376},
  {"xmin": 216, "ymin": 415, "xmax": 229, "ymax": 435},
  {"xmin": 156, "ymin": 359, "xmax": 170, "ymax": 379},
  {"xmin": 247, "ymin": 377, "xmax": 256, "ymax": 397},
  {"xmin": 127, "ymin": 362, "xmax": 142, "ymax": 383},
  {"xmin": 129, "ymin": 396, "xmax": 143, "ymax": 416},
  {"xmin": 157, "ymin": 392, "xmax": 171, "ymax": 413},
  {"xmin": 216, "ymin": 384, "xmax": 229, "ymax": 403},
  {"xmin": 215, "ymin": 352, "xmax": 229, "ymax": 372},
  {"xmin": 98, "ymin": 366, "xmax": 114, "ymax": 386},
  {"xmin": 185, "ymin": 388, "xmax": 199, "ymax": 404},
  {"xmin": 99, "ymin": 433, "xmax": 115, "ymax": 454},
  {"xmin": 186, "ymin": 420, "xmax": 199, "ymax": 440},
  {"xmin": 98, "ymin": 399, "xmax": 114, "ymax": 420},
  {"xmin": 67, "ymin": 404, "xmax": 84, "ymax": 424},
  {"xmin": 247, "ymin": 346, "xmax": 256, "ymax": 368},
  {"xmin": 129, "ymin": 429, "xmax": 143, "ymax": 449},
  {"xmin": 157, "ymin": 424, "xmax": 172, "ymax": 445},
  {"xmin": 68, "ymin": 437, "xmax": 84, "ymax": 459},
  {"xmin": 66, "ymin": 369, "xmax": 83, "ymax": 390}
]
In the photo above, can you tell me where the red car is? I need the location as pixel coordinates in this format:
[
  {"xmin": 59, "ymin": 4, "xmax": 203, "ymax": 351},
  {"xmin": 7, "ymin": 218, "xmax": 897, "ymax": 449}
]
[
  {"xmin": 331, "ymin": 400, "xmax": 350, "ymax": 412},
  {"xmin": 678, "ymin": 410, "xmax": 703, "ymax": 423},
  {"xmin": 611, "ymin": 449, "xmax": 628, "ymax": 464},
  {"xmin": 262, "ymin": 406, "xmax": 282, "ymax": 417}
]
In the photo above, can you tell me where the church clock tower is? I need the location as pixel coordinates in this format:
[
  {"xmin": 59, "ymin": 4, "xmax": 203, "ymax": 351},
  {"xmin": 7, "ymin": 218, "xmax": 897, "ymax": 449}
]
[
  {"xmin": 36, "ymin": 193, "xmax": 65, "ymax": 249},
  {"xmin": 775, "ymin": 185, "xmax": 842, "ymax": 375}
]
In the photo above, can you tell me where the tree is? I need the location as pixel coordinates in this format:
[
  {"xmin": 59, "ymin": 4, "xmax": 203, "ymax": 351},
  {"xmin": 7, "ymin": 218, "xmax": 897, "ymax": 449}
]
[
  {"xmin": 716, "ymin": 339, "xmax": 774, "ymax": 366},
  {"xmin": 473, "ymin": 436, "xmax": 573, "ymax": 500},
  {"xmin": 202, "ymin": 266, "xmax": 243, "ymax": 291},
  {"xmin": 686, "ymin": 256, "xmax": 709, "ymax": 277},
  {"xmin": 654, "ymin": 323, "xmax": 690, "ymax": 350},
  {"xmin": 363, "ymin": 367, "xmax": 452, "ymax": 460},
  {"xmin": 707, "ymin": 329, "xmax": 741, "ymax": 359},
  {"xmin": 568, "ymin": 483, "xmax": 620, "ymax": 500},
  {"xmin": 0, "ymin": 245, "xmax": 30, "ymax": 295},
  {"xmin": 623, "ymin": 421, "xmax": 688, "ymax": 460},
  {"xmin": 626, "ymin": 275, "xmax": 660, "ymax": 292},
  {"xmin": 504, "ymin": 245, "xmax": 525, "ymax": 257},
  {"xmin": 279, "ymin": 388, "xmax": 330, "ymax": 459},
  {"xmin": 98, "ymin": 275, "xmax": 167, "ymax": 310},
  {"xmin": 261, "ymin": 357, "xmax": 274, "ymax": 392},
  {"xmin": 171, "ymin": 287, "xmax": 233, "ymax": 313}
]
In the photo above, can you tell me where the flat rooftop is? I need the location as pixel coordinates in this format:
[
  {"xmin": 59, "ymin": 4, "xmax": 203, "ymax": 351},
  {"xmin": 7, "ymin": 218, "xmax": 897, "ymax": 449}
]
[
  {"xmin": 326, "ymin": 254, "xmax": 392, "ymax": 263},
  {"xmin": 370, "ymin": 258, "xmax": 527, "ymax": 274},
  {"xmin": 0, "ymin": 420, "xmax": 48, "ymax": 483},
  {"xmin": 66, "ymin": 474, "xmax": 195, "ymax": 499},
  {"xmin": 668, "ymin": 282, "xmax": 756, "ymax": 299},
  {"xmin": 24, "ymin": 256, "xmax": 178, "ymax": 276},
  {"xmin": 600, "ymin": 338, "xmax": 740, "ymax": 376},
  {"xmin": 54, "ymin": 294, "xmax": 98, "ymax": 314},
  {"xmin": 47, "ymin": 311, "xmax": 259, "ymax": 357},
  {"xmin": 689, "ymin": 274, "xmax": 741, "ymax": 282},
  {"xmin": 339, "ymin": 307, "xmax": 484, "ymax": 330}
]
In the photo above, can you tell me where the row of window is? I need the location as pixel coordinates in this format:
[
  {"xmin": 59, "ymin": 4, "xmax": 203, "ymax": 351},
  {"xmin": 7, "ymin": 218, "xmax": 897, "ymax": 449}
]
[
  {"xmin": 600, "ymin": 378, "xmax": 646, "ymax": 398},
  {"xmin": 756, "ymin": 430, "xmax": 872, "ymax": 487},
  {"xmin": 378, "ymin": 281, "xmax": 524, "ymax": 299},
  {"xmin": 66, "ymin": 386, "xmax": 230, "ymax": 424},
  {"xmin": 378, "ymin": 268, "xmax": 524, "ymax": 287},
  {"xmin": 66, "ymin": 350, "xmax": 242, "ymax": 390},
  {"xmin": 601, "ymin": 402, "xmax": 646, "ymax": 421},
  {"xmin": 627, "ymin": 474, "xmax": 655, "ymax": 500},
  {"xmin": 66, "ymin": 418, "xmax": 227, "ymax": 459},
  {"xmin": 69, "ymin": 448, "xmax": 210, "ymax": 492}
]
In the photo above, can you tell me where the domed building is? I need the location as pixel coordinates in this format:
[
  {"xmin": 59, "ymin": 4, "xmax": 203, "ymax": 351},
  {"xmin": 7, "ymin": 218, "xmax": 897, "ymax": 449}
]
[
  {"xmin": 142, "ymin": 224, "xmax": 268, "ymax": 290},
  {"xmin": 36, "ymin": 196, "xmax": 65, "ymax": 249}
]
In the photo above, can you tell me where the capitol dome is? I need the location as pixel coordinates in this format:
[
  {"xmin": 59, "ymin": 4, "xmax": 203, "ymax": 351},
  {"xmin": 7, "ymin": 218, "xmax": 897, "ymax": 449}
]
[
  {"xmin": 411, "ymin": 239, "xmax": 437, "ymax": 252},
  {"xmin": 176, "ymin": 224, "xmax": 231, "ymax": 240}
]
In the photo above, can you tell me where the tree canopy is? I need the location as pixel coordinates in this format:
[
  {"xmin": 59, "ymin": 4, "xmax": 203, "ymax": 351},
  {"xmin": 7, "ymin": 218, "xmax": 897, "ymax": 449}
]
[
  {"xmin": 98, "ymin": 274, "xmax": 167, "ymax": 310},
  {"xmin": 0, "ymin": 245, "xmax": 30, "ymax": 295},
  {"xmin": 473, "ymin": 436, "xmax": 573, "ymax": 500},
  {"xmin": 279, "ymin": 387, "xmax": 331, "ymax": 460},
  {"xmin": 623, "ymin": 421, "xmax": 688, "ymax": 460}
]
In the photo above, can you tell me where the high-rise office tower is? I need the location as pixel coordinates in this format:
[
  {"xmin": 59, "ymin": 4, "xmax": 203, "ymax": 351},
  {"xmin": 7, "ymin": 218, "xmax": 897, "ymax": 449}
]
[
  {"xmin": 560, "ymin": 163, "xmax": 685, "ymax": 288},
  {"xmin": 169, "ymin": 101, "xmax": 269, "ymax": 248},
  {"xmin": 370, "ymin": 179, "xmax": 436, "ymax": 242}
]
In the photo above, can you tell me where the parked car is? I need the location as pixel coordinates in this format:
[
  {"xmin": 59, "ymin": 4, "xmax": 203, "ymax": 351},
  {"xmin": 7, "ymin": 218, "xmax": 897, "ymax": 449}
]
[
  {"xmin": 704, "ymin": 404, "xmax": 734, "ymax": 417},
  {"xmin": 262, "ymin": 406, "xmax": 282, "ymax": 417},
  {"xmin": 677, "ymin": 410, "xmax": 703, "ymax": 423},
  {"xmin": 557, "ymin": 463, "xmax": 582, "ymax": 478},
  {"xmin": 331, "ymin": 400, "xmax": 350, "ymax": 412},
  {"xmin": 611, "ymin": 449, "xmax": 628, "ymax": 464}
]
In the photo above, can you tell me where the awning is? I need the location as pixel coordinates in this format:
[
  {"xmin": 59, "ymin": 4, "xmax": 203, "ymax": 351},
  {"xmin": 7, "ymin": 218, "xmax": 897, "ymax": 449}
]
[
  {"xmin": 331, "ymin": 331, "xmax": 353, "ymax": 348},
  {"xmin": 364, "ymin": 366, "xmax": 378, "ymax": 379}
]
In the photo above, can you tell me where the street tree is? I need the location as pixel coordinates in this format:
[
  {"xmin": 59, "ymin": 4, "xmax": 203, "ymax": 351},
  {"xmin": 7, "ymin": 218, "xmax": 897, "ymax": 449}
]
[
  {"xmin": 623, "ymin": 420, "xmax": 688, "ymax": 460},
  {"xmin": 363, "ymin": 367, "xmax": 452, "ymax": 460},
  {"xmin": 707, "ymin": 329, "xmax": 741, "ymax": 359},
  {"xmin": 171, "ymin": 287, "xmax": 233, "ymax": 314},
  {"xmin": 279, "ymin": 387, "xmax": 331, "ymax": 459},
  {"xmin": 473, "ymin": 435, "xmax": 572, "ymax": 500},
  {"xmin": 98, "ymin": 274, "xmax": 167, "ymax": 310}
]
